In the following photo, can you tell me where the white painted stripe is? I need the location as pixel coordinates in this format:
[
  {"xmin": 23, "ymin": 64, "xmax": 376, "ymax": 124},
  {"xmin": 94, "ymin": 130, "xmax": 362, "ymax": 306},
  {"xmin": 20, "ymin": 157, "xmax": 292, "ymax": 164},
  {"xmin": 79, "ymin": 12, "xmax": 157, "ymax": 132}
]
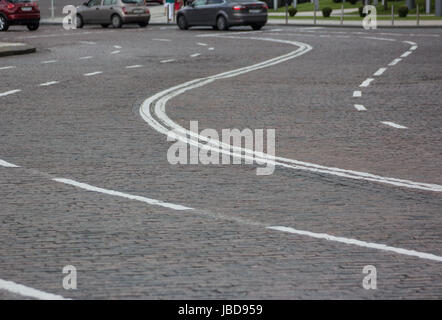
[
  {"xmin": 79, "ymin": 41, "xmax": 96, "ymax": 45},
  {"xmin": 125, "ymin": 65, "xmax": 143, "ymax": 69},
  {"xmin": 0, "ymin": 89, "xmax": 21, "ymax": 97},
  {"xmin": 83, "ymin": 71, "xmax": 102, "ymax": 77},
  {"xmin": 359, "ymin": 78, "xmax": 374, "ymax": 87},
  {"xmin": 53, "ymin": 178, "xmax": 193, "ymax": 211},
  {"xmin": 353, "ymin": 90, "xmax": 361, "ymax": 97},
  {"xmin": 267, "ymin": 226, "xmax": 442, "ymax": 263},
  {"xmin": 0, "ymin": 159, "xmax": 19, "ymax": 167},
  {"xmin": 196, "ymin": 42, "xmax": 207, "ymax": 46},
  {"xmin": 381, "ymin": 121, "xmax": 408, "ymax": 129},
  {"xmin": 373, "ymin": 67, "xmax": 386, "ymax": 76},
  {"xmin": 153, "ymin": 38, "xmax": 171, "ymax": 42},
  {"xmin": 114, "ymin": 45, "xmax": 122, "ymax": 49},
  {"xmin": 389, "ymin": 58, "xmax": 401, "ymax": 66},
  {"xmin": 41, "ymin": 60, "xmax": 57, "ymax": 64},
  {"xmin": 404, "ymin": 41, "xmax": 417, "ymax": 45},
  {"xmin": 401, "ymin": 51, "xmax": 412, "ymax": 58},
  {"xmin": 110, "ymin": 50, "xmax": 120, "ymax": 54},
  {"xmin": 0, "ymin": 66, "xmax": 16, "ymax": 70},
  {"xmin": 79, "ymin": 56, "xmax": 93, "ymax": 60},
  {"xmin": 140, "ymin": 35, "xmax": 442, "ymax": 193},
  {"xmin": 354, "ymin": 104, "xmax": 366, "ymax": 111},
  {"xmin": 190, "ymin": 53, "xmax": 201, "ymax": 58},
  {"xmin": 160, "ymin": 59, "xmax": 175, "ymax": 63},
  {"xmin": 363, "ymin": 36, "xmax": 396, "ymax": 42},
  {"xmin": 39, "ymin": 81, "xmax": 59, "ymax": 87},
  {"xmin": 0, "ymin": 279, "xmax": 67, "ymax": 300},
  {"xmin": 410, "ymin": 45, "xmax": 417, "ymax": 51},
  {"xmin": 208, "ymin": 47, "xmax": 214, "ymax": 51}
]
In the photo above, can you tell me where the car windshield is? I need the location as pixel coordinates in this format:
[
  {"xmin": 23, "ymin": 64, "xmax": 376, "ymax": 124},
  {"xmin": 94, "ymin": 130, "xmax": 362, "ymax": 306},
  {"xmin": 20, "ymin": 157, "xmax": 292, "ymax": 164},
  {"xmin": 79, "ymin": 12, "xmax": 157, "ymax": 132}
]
[
  {"xmin": 227, "ymin": 0, "xmax": 260, "ymax": 2},
  {"xmin": 122, "ymin": 0, "xmax": 144, "ymax": 3},
  {"xmin": 7, "ymin": 0, "xmax": 32, "ymax": 3}
]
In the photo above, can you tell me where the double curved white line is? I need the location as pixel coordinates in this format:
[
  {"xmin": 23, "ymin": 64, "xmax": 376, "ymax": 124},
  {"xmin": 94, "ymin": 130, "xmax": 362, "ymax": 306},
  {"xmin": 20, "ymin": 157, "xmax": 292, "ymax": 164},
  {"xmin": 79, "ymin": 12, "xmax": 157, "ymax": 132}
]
[{"xmin": 140, "ymin": 35, "xmax": 442, "ymax": 193}]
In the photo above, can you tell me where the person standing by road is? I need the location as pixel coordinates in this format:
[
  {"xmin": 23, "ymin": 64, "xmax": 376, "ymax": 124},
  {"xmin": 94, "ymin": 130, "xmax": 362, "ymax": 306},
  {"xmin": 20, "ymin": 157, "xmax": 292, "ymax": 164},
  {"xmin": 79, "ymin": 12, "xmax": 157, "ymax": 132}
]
[{"xmin": 164, "ymin": 0, "xmax": 175, "ymax": 23}]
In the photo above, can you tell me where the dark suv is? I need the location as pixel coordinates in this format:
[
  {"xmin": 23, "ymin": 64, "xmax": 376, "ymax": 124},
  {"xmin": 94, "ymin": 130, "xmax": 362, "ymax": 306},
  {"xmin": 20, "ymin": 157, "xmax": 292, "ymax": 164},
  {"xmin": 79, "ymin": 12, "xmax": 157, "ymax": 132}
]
[{"xmin": 0, "ymin": 0, "xmax": 40, "ymax": 31}]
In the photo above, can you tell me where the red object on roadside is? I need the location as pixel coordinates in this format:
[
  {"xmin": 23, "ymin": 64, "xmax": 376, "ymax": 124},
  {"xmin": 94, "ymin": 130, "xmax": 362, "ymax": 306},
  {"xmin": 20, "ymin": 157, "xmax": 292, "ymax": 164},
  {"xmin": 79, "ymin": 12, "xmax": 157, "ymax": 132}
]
[{"xmin": 175, "ymin": 0, "xmax": 182, "ymax": 11}]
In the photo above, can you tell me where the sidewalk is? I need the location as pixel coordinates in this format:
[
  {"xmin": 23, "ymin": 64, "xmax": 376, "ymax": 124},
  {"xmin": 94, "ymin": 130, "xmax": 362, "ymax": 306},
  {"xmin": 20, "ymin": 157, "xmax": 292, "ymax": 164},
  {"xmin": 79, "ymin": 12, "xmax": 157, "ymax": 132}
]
[
  {"xmin": 0, "ymin": 42, "xmax": 36, "ymax": 57},
  {"xmin": 270, "ymin": 8, "xmax": 359, "ymax": 16}
]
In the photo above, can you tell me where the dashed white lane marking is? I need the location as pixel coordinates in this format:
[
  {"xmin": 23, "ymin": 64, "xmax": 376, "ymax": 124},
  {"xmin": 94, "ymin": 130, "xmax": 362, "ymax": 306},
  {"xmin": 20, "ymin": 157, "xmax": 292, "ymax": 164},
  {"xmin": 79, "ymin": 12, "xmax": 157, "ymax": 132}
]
[
  {"xmin": 83, "ymin": 71, "xmax": 103, "ymax": 77},
  {"xmin": 354, "ymin": 104, "xmax": 367, "ymax": 111},
  {"xmin": 196, "ymin": 42, "xmax": 207, "ymax": 46},
  {"xmin": 401, "ymin": 51, "xmax": 412, "ymax": 58},
  {"xmin": 39, "ymin": 81, "xmax": 59, "ymax": 87},
  {"xmin": 389, "ymin": 58, "xmax": 402, "ymax": 66},
  {"xmin": 410, "ymin": 45, "xmax": 417, "ymax": 51},
  {"xmin": 161, "ymin": 59, "xmax": 175, "ymax": 63},
  {"xmin": 110, "ymin": 50, "xmax": 120, "ymax": 55},
  {"xmin": 190, "ymin": 53, "xmax": 201, "ymax": 58},
  {"xmin": 404, "ymin": 41, "xmax": 417, "ymax": 45},
  {"xmin": 0, "ymin": 159, "xmax": 19, "ymax": 167},
  {"xmin": 0, "ymin": 66, "xmax": 16, "ymax": 70},
  {"xmin": 153, "ymin": 38, "xmax": 171, "ymax": 42},
  {"xmin": 53, "ymin": 178, "xmax": 192, "ymax": 211},
  {"xmin": 0, "ymin": 89, "xmax": 21, "ymax": 97},
  {"xmin": 268, "ymin": 226, "xmax": 442, "ymax": 262},
  {"xmin": 363, "ymin": 36, "xmax": 396, "ymax": 42},
  {"xmin": 359, "ymin": 78, "xmax": 374, "ymax": 87},
  {"xmin": 113, "ymin": 45, "xmax": 122, "ymax": 49},
  {"xmin": 373, "ymin": 67, "xmax": 387, "ymax": 76},
  {"xmin": 125, "ymin": 65, "xmax": 143, "ymax": 69},
  {"xmin": 141, "ymin": 35, "xmax": 442, "ymax": 193},
  {"xmin": 0, "ymin": 279, "xmax": 67, "ymax": 300},
  {"xmin": 353, "ymin": 90, "xmax": 362, "ymax": 97},
  {"xmin": 41, "ymin": 60, "xmax": 57, "ymax": 64},
  {"xmin": 79, "ymin": 56, "xmax": 93, "ymax": 60},
  {"xmin": 79, "ymin": 41, "xmax": 96, "ymax": 45},
  {"xmin": 381, "ymin": 121, "xmax": 408, "ymax": 129},
  {"xmin": 208, "ymin": 47, "xmax": 214, "ymax": 51}
]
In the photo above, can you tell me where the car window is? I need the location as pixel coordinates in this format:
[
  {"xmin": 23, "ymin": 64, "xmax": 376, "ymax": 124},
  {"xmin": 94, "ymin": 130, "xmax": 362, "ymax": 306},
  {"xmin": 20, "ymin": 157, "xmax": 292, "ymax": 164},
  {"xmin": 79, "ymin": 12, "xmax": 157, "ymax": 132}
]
[
  {"xmin": 122, "ymin": 0, "xmax": 144, "ymax": 4},
  {"xmin": 88, "ymin": 0, "xmax": 102, "ymax": 7},
  {"xmin": 193, "ymin": 0, "xmax": 207, "ymax": 6},
  {"xmin": 103, "ymin": 0, "xmax": 116, "ymax": 5},
  {"xmin": 207, "ymin": 0, "xmax": 223, "ymax": 4}
]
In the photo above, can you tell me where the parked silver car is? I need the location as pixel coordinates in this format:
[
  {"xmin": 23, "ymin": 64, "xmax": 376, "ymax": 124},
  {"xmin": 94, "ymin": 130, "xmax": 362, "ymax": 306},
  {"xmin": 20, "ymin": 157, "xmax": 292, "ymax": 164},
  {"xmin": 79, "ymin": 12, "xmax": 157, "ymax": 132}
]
[{"xmin": 76, "ymin": 0, "xmax": 150, "ymax": 28}]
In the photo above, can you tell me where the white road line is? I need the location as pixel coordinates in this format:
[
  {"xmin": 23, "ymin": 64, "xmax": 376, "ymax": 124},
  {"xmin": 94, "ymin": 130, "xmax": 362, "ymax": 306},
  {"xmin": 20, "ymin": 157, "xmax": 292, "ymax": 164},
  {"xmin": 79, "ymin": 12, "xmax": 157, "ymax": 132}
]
[
  {"xmin": 153, "ymin": 38, "xmax": 171, "ymax": 42},
  {"xmin": 410, "ymin": 45, "xmax": 417, "ymax": 51},
  {"xmin": 268, "ymin": 226, "xmax": 442, "ymax": 263},
  {"xmin": 381, "ymin": 121, "xmax": 408, "ymax": 129},
  {"xmin": 53, "ymin": 178, "xmax": 192, "ymax": 211},
  {"xmin": 0, "ymin": 66, "xmax": 16, "ymax": 70},
  {"xmin": 400, "ymin": 51, "xmax": 412, "ymax": 58},
  {"xmin": 0, "ymin": 279, "xmax": 68, "ymax": 300},
  {"xmin": 363, "ymin": 36, "xmax": 396, "ymax": 42},
  {"xmin": 161, "ymin": 59, "xmax": 175, "ymax": 63},
  {"xmin": 0, "ymin": 159, "xmax": 19, "ymax": 167},
  {"xmin": 140, "ymin": 35, "xmax": 442, "ymax": 193},
  {"xmin": 359, "ymin": 78, "xmax": 374, "ymax": 87},
  {"xmin": 190, "ymin": 53, "xmax": 201, "ymax": 58},
  {"xmin": 404, "ymin": 41, "xmax": 417, "ymax": 45},
  {"xmin": 196, "ymin": 42, "xmax": 207, "ymax": 46},
  {"xmin": 0, "ymin": 89, "xmax": 21, "ymax": 97},
  {"xmin": 125, "ymin": 65, "xmax": 143, "ymax": 69},
  {"xmin": 114, "ymin": 45, "xmax": 122, "ymax": 49},
  {"xmin": 373, "ymin": 67, "xmax": 387, "ymax": 76},
  {"xmin": 208, "ymin": 47, "xmax": 214, "ymax": 51},
  {"xmin": 110, "ymin": 50, "xmax": 120, "ymax": 55},
  {"xmin": 354, "ymin": 104, "xmax": 366, "ymax": 111},
  {"xmin": 389, "ymin": 58, "xmax": 402, "ymax": 66},
  {"xmin": 79, "ymin": 56, "xmax": 93, "ymax": 60},
  {"xmin": 79, "ymin": 41, "xmax": 96, "ymax": 45},
  {"xmin": 41, "ymin": 60, "xmax": 57, "ymax": 64},
  {"xmin": 83, "ymin": 71, "xmax": 102, "ymax": 77},
  {"xmin": 39, "ymin": 81, "xmax": 59, "ymax": 87},
  {"xmin": 353, "ymin": 90, "xmax": 361, "ymax": 97}
]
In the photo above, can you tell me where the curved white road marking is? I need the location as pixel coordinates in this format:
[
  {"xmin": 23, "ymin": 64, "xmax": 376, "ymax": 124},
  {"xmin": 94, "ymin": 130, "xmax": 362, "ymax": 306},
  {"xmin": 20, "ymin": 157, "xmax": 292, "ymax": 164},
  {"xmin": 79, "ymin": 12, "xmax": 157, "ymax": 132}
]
[
  {"xmin": 389, "ymin": 58, "xmax": 402, "ymax": 66},
  {"xmin": 359, "ymin": 78, "xmax": 374, "ymax": 87},
  {"xmin": 0, "ymin": 159, "xmax": 19, "ymax": 167},
  {"xmin": 401, "ymin": 51, "xmax": 412, "ymax": 58},
  {"xmin": 140, "ymin": 35, "xmax": 441, "ymax": 193},
  {"xmin": 381, "ymin": 121, "xmax": 408, "ymax": 129},
  {"xmin": 0, "ymin": 279, "xmax": 67, "ymax": 300},
  {"xmin": 0, "ymin": 89, "xmax": 21, "ymax": 97}
]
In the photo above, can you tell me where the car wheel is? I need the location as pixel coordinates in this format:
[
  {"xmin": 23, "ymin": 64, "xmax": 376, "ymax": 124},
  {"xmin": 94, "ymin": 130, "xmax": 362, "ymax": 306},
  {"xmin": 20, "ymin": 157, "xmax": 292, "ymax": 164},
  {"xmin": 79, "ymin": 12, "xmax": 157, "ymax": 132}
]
[
  {"xmin": 27, "ymin": 23, "xmax": 39, "ymax": 31},
  {"xmin": 111, "ymin": 14, "xmax": 122, "ymax": 28},
  {"xmin": 251, "ymin": 24, "xmax": 263, "ymax": 30},
  {"xmin": 101, "ymin": 24, "xmax": 109, "ymax": 28},
  {"xmin": 0, "ymin": 15, "xmax": 9, "ymax": 32},
  {"xmin": 177, "ymin": 15, "xmax": 188, "ymax": 30},
  {"xmin": 138, "ymin": 22, "xmax": 148, "ymax": 28},
  {"xmin": 76, "ymin": 14, "xmax": 84, "ymax": 28},
  {"xmin": 216, "ymin": 15, "xmax": 228, "ymax": 31}
]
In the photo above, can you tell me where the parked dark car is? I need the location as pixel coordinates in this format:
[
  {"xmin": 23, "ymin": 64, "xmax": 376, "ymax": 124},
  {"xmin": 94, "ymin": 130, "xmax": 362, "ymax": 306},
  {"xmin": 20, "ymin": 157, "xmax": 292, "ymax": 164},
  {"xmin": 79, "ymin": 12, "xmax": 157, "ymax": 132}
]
[
  {"xmin": 0, "ymin": 0, "xmax": 40, "ymax": 31},
  {"xmin": 176, "ymin": 0, "xmax": 267, "ymax": 31}
]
